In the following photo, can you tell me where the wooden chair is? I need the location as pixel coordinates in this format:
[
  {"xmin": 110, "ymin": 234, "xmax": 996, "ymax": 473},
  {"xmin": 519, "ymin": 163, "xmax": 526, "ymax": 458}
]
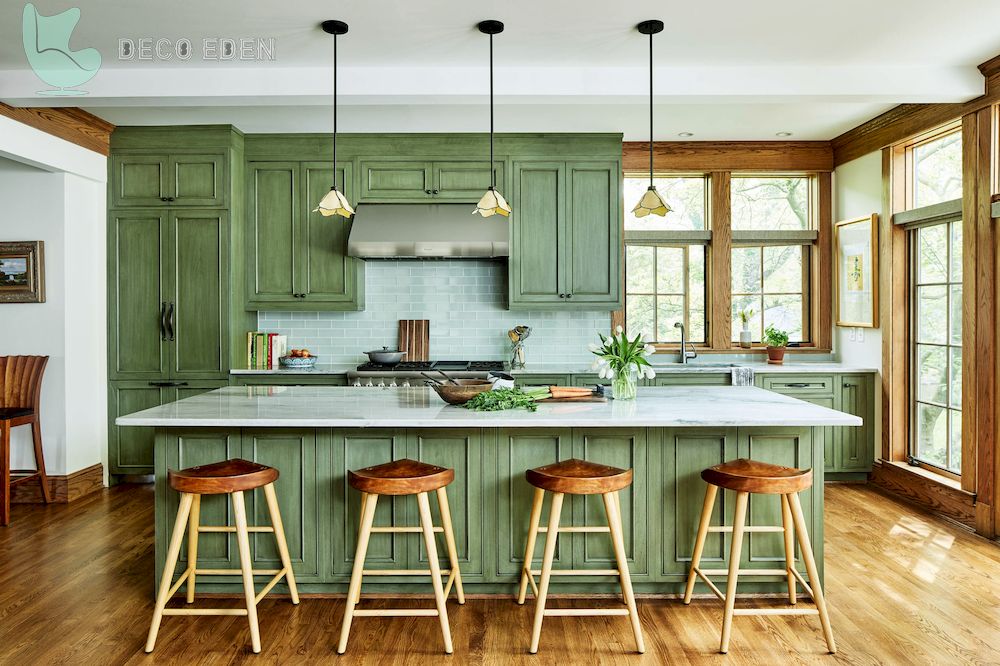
[
  {"xmin": 338, "ymin": 458, "xmax": 464, "ymax": 655},
  {"xmin": 0, "ymin": 355, "xmax": 51, "ymax": 526},
  {"xmin": 517, "ymin": 458, "xmax": 645, "ymax": 655},
  {"xmin": 145, "ymin": 459, "xmax": 299, "ymax": 654},
  {"xmin": 683, "ymin": 458, "xmax": 836, "ymax": 654}
]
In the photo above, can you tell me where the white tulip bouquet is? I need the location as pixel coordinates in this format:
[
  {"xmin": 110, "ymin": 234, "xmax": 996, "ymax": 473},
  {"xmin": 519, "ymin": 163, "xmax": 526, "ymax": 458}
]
[{"xmin": 588, "ymin": 326, "xmax": 656, "ymax": 399}]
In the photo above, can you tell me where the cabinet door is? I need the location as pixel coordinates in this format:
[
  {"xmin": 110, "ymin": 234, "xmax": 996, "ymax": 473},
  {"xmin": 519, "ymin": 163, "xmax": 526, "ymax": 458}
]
[
  {"xmin": 513, "ymin": 374, "xmax": 570, "ymax": 387},
  {"xmin": 495, "ymin": 429, "xmax": 573, "ymax": 579},
  {"xmin": 509, "ymin": 161, "xmax": 566, "ymax": 306},
  {"xmin": 168, "ymin": 153, "xmax": 226, "ymax": 207},
  {"xmin": 300, "ymin": 162, "xmax": 363, "ymax": 307},
  {"xmin": 433, "ymin": 161, "xmax": 504, "ymax": 200},
  {"xmin": 168, "ymin": 210, "xmax": 229, "ymax": 379},
  {"xmin": 796, "ymin": 397, "xmax": 836, "ymax": 472},
  {"xmin": 571, "ymin": 373, "xmax": 611, "ymax": 387},
  {"xmin": 108, "ymin": 210, "xmax": 169, "ymax": 379},
  {"xmin": 111, "ymin": 154, "xmax": 169, "ymax": 207},
  {"xmin": 359, "ymin": 160, "xmax": 433, "ymax": 200},
  {"xmin": 247, "ymin": 162, "xmax": 300, "ymax": 304},
  {"xmin": 838, "ymin": 375, "xmax": 872, "ymax": 471},
  {"xmin": 108, "ymin": 381, "xmax": 167, "ymax": 475},
  {"xmin": 565, "ymin": 162, "xmax": 621, "ymax": 307},
  {"xmin": 651, "ymin": 373, "xmax": 730, "ymax": 386}
]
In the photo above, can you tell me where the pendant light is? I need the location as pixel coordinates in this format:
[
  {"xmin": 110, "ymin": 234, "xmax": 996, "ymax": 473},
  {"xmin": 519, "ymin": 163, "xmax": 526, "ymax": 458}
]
[
  {"xmin": 315, "ymin": 20, "xmax": 355, "ymax": 218},
  {"xmin": 474, "ymin": 20, "xmax": 512, "ymax": 218},
  {"xmin": 632, "ymin": 20, "xmax": 672, "ymax": 218}
]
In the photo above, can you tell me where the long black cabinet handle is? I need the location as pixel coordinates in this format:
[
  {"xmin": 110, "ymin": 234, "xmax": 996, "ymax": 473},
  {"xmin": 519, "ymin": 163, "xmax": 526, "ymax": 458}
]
[
  {"xmin": 159, "ymin": 302, "xmax": 168, "ymax": 340},
  {"xmin": 166, "ymin": 302, "xmax": 175, "ymax": 341},
  {"xmin": 785, "ymin": 382, "xmax": 821, "ymax": 388},
  {"xmin": 148, "ymin": 381, "xmax": 188, "ymax": 387}
]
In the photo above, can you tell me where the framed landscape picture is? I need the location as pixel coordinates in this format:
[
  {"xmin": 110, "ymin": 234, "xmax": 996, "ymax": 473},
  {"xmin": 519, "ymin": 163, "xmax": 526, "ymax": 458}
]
[
  {"xmin": 0, "ymin": 241, "xmax": 45, "ymax": 303},
  {"xmin": 835, "ymin": 215, "xmax": 877, "ymax": 327}
]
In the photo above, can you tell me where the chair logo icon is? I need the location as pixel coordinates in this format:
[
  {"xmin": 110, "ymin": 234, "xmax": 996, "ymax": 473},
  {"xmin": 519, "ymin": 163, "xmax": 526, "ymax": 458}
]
[{"xmin": 22, "ymin": 3, "xmax": 101, "ymax": 96}]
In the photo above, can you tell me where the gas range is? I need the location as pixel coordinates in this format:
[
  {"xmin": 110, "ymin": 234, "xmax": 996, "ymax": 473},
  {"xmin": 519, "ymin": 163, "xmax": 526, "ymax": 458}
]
[{"xmin": 346, "ymin": 360, "xmax": 505, "ymax": 387}]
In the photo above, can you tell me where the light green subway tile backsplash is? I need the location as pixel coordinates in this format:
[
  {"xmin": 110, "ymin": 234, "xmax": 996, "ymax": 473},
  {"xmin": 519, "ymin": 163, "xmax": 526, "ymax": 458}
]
[{"xmin": 259, "ymin": 260, "xmax": 609, "ymax": 365}]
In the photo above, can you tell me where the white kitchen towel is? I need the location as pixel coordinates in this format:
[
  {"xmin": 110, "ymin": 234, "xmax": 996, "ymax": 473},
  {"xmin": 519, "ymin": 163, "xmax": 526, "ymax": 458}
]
[{"xmin": 731, "ymin": 366, "xmax": 755, "ymax": 386}]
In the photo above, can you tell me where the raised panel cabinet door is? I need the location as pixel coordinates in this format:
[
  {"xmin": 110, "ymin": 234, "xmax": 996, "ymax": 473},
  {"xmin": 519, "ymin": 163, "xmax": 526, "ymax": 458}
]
[
  {"xmin": 571, "ymin": 373, "xmax": 611, "ymax": 387},
  {"xmin": 168, "ymin": 153, "xmax": 226, "ymax": 207},
  {"xmin": 242, "ymin": 429, "xmax": 321, "ymax": 580},
  {"xmin": 496, "ymin": 428, "xmax": 573, "ymax": 579},
  {"xmin": 330, "ymin": 430, "xmax": 410, "ymax": 578},
  {"xmin": 660, "ymin": 428, "xmax": 739, "ymax": 579},
  {"xmin": 513, "ymin": 374, "xmax": 571, "ymax": 388},
  {"xmin": 168, "ymin": 210, "xmax": 229, "ymax": 379},
  {"xmin": 108, "ymin": 210, "xmax": 169, "ymax": 378},
  {"xmin": 407, "ymin": 430, "xmax": 484, "ymax": 580},
  {"xmin": 433, "ymin": 161, "xmax": 505, "ymax": 200},
  {"xmin": 652, "ymin": 374, "xmax": 730, "ymax": 387},
  {"xmin": 359, "ymin": 160, "xmax": 433, "ymax": 200},
  {"xmin": 565, "ymin": 162, "xmax": 621, "ymax": 307},
  {"xmin": 300, "ymin": 162, "xmax": 363, "ymax": 307},
  {"xmin": 111, "ymin": 154, "xmax": 168, "ymax": 207},
  {"xmin": 108, "ymin": 381, "xmax": 167, "ymax": 475},
  {"xmin": 797, "ymin": 396, "xmax": 836, "ymax": 472},
  {"xmin": 247, "ymin": 162, "xmax": 300, "ymax": 304},
  {"xmin": 509, "ymin": 161, "xmax": 566, "ymax": 306},
  {"xmin": 572, "ymin": 428, "xmax": 648, "ymax": 577},
  {"xmin": 838, "ymin": 375, "xmax": 873, "ymax": 471}
]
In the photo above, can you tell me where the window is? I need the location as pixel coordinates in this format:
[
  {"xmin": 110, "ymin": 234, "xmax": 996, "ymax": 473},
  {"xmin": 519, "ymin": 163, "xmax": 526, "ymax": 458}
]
[
  {"xmin": 731, "ymin": 176, "xmax": 810, "ymax": 230},
  {"xmin": 910, "ymin": 220, "xmax": 963, "ymax": 474},
  {"xmin": 623, "ymin": 175, "xmax": 708, "ymax": 342},
  {"xmin": 911, "ymin": 131, "xmax": 962, "ymax": 207}
]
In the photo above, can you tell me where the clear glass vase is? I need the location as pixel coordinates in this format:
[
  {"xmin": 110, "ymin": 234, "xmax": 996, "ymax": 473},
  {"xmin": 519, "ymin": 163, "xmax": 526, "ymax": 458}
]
[{"xmin": 611, "ymin": 366, "xmax": 639, "ymax": 400}]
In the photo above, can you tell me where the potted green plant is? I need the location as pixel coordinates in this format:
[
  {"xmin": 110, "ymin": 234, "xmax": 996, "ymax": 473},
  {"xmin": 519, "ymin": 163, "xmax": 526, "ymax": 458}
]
[
  {"xmin": 737, "ymin": 307, "xmax": 754, "ymax": 349},
  {"xmin": 589, "ymin": 326, "xmax": 656, "ymax": 400},
  {"xmin": 763, "ymin": 324, "xmax": 789, "ymax": 364}
]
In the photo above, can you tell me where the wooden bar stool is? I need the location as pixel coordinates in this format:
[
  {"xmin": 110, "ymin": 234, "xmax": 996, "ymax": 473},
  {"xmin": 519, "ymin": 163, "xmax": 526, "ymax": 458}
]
[
  {"xmin": 517, "ymin": 458, "xmax": 645, "ymax": 655},
  {"xmin": 146, "ymin": 459, "xmax": 299, "ymax": 654},
  {"xmin": 0, "ymin": 355, "xmax": 51, "ymax": 526},
  {"xmin": 683, "ymin": 458, "xmax": 835, "ymax": 654},
  {"xmin": 338, "ymin": 458, "xmax": 465, "ymax": 655}
]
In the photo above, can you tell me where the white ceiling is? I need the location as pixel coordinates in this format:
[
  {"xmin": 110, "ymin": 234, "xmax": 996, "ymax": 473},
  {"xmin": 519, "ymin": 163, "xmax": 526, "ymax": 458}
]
[{"xmin": 3, "ymin": 0, "xmax": 999, "ymax": 139}]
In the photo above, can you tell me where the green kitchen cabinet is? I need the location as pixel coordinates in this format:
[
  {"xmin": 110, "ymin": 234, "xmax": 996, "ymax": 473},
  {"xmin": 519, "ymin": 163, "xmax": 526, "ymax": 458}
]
[
  {"xmin": 837, "ymin": 374, "xmax": 873, "ymax": 471},
  {"xmin": 246, "ymin": 161, "xmax": 363, "ymax": 311},
  {"xmin": 649, "ymin": 373, "xmax": 731, "ymax": 387},
  {"xmin": 432, "ymin": 161, "xmax": 504, "ymax": 200},
  {"xmin": 358, "ymin": 159, "xmax": 504, "ymax": 201},
  {"xmin": 509, "ymin": 160, "xmax": 621, "ymax": 310},
  {"xmin": 571, "ymin": 373, "xmax": 611, "ymax": 387},
  {"xmin": 108, "ymin": 209, "xmax": 230, "ymax": 381},
  {"xmin": 514, "ymin": 373, "xmax": 570, "ymax": 387},
  {"xmin": 111, "ymin": 152, "xmax": 226, "ymax": 208},
  {"xmin": 231, "ymin": 375, "xmax": 349, "ymax": 387}
]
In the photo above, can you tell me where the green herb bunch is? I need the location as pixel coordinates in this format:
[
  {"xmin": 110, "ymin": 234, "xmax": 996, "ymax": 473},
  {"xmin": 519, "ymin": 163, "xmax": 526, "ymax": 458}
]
[
  {"xmin": 463, "ymin": 387, "xmax": 550, "ymax": 412},
  {"xmin": 763, "ymin": 324, "xmax": 789, "ymax": 348}
]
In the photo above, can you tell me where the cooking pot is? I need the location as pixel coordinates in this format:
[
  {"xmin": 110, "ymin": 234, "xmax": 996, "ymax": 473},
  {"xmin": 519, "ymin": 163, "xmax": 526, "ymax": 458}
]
[{"xmin": 365, "ymin": 347, "xmax": 407, "ymax": 364}]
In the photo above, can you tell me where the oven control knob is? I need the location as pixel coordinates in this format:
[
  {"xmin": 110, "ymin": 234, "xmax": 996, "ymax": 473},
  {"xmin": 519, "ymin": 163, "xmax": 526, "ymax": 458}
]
[
  {"xmin": 352, "ymin": 379, "xmax": 361, "ymax": 387},
  {"xmin": 401, "ymin": 380, "xmax": 411, "ymax": 388},
  {"xmin": 365, "ymin": 380, "xmax": 374, "ymax": 387},
  {"xmin": 389, "ymin": 380, "xmax": 397, "ymax": 387},
  {"xmin": 377, "ymin": 380, "xmax": 386, "ymax": 388}
]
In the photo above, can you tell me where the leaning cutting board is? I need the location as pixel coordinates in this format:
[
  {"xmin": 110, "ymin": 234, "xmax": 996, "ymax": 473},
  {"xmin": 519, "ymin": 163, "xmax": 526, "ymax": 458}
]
[{"xmin": 398, "ymin": 319, "xmax": 430, "ymax": 362}]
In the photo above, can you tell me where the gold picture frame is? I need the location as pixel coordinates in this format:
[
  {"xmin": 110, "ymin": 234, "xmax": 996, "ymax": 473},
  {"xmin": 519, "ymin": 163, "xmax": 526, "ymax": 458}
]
[
  {"xmin": 834, "ymin": 214, "xmax": 878, "ymax": 327},
  {"xmin": 0, "ymin": 241, "xmax": 45, "ymax": 304}
]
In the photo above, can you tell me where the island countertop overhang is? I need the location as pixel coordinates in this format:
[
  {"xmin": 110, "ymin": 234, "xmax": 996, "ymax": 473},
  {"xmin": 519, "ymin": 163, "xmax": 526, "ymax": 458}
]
[{"xmin": 116, "ymin": 385, "xmax": 863, "ymax": 429}]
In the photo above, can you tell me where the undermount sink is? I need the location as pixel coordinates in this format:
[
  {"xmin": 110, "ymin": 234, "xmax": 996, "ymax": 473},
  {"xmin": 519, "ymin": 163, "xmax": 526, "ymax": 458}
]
[{"xmin": 652, "ymin": 362, "xmax": 739, "ymax": 369}]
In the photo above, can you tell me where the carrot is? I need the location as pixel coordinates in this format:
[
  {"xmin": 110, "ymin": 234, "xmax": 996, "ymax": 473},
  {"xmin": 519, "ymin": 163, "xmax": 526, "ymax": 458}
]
[{"xmin": 548, "ymin": 386, "xmax": 593, "ymax": 399}]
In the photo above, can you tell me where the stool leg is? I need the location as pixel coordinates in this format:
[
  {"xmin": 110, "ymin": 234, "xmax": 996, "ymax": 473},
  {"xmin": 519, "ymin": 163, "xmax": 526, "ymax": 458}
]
[
  {"xmin": 418, "ymin": 491, "xmax": 454, "ymax": 654},
  {"xmin": 517, "ymin": 487, "xmax": 545, "ymax": 605},
  {"xmin": 529, "ymin": 491, "xmax": 564, "ymax": 654},
  {"xmin": 186, "ymin": 494, "xmax": 201, "ymax": 603},
  {"xmin": 353, "ymin": 492, "xmax": 369, "ymax": 604},
  {"xmin": 263, "ymin": 482, "xmax": 299, "ymax": 605},
  {"xmin": 145, "ymin": 492, "xmax": 194, "ymax": 652},
  {"xmin": 780, "ymin": 494, "xmax": 796, "ymax": 605},
  {"xmin": 0, "ymin": 421, "xmax": 10, "ymax": 527},
  {"xmin": 720, "ymin": 490, "xmax": 749, "ymax": 654},
  {"xmin": 232, "ymin": 490, "xmax": 261, "ymax": 654},
  {"xmin": 436, "ymin": 486, "xmax": 465, "ymax": 605},
  {"xmin": 338, "ymin": 492, "xmax": 378, "ymax": 654},
  {"xmin": 30, "ymin": 419, "xmax": 51, "ymax": 504},
  {"xmin": 788, "ymin": 492, "xmax": 836, "ymax": 654},
  {"xmin": 683, "ymin": 483, "xmax": 719, "ymax": 604},
  {"xmin": 603, "ymin": 491, "xmax": 645, "ymax": 654}
]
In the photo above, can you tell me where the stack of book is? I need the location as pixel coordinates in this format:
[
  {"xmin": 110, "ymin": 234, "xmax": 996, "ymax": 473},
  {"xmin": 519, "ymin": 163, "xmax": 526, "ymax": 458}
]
[{"xmin": 247, "ymin": 332, "xmax": 287, "ymax": 370}]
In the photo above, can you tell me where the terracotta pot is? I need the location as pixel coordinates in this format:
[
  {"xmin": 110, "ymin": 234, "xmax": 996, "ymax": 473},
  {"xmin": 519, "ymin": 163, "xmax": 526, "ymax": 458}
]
[{"xmin": 766, "ymin": 346, "xmax": 786, "ymax": 364}]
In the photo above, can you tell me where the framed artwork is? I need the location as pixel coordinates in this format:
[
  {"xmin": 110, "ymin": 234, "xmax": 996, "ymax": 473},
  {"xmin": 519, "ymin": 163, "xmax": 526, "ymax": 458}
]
[
  {"xmin": 0, "ymin": 241, "xmax": 45, "ymax": 304},
  {"xmin": 834, "ymin": 215, "xmax": 877, "ymax": 327}
]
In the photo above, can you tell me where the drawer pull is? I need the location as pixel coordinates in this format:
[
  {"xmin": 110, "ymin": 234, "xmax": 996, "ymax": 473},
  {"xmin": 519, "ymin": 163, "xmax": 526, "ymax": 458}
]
[
  {"xmin": 843, "ymin": 382, "xmax": 857, "ymax": 388},
  {"xmin": 148, "ymin": 381, "xmax": 189, "ymax": 388},
  {"xmin": 786, "ymin": 382, "xmax": 820, "ymax": 388}
]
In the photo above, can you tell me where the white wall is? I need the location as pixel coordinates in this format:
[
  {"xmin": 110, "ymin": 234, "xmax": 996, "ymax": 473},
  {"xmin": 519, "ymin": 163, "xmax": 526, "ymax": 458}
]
[
  {"xmin": 0, "ymin": 117, "xmax": 107, "ymax": 478},
  {"xmin": 833, "ymin": 150, "xmax": 883, "ymax": 446}
]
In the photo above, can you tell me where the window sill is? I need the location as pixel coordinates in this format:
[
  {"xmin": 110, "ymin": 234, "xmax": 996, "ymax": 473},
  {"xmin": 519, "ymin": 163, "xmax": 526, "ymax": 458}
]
[
  {"xmin": 650, "ymin": 346, "xmax": 831, "ymax": 355},
  {"xmin": 880, "ymin": 460, "xmax": 963, "ymax": 492}
]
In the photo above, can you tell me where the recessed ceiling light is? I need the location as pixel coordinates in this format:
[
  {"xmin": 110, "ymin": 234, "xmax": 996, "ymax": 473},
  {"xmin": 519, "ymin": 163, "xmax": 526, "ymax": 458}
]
[
  {"xmin": 677, "ymin": 132, "xmax": 694, "ymax": 138},
  {"xmin": 775, "ymin": 131, "xmax": 793, "ymax": 137}
]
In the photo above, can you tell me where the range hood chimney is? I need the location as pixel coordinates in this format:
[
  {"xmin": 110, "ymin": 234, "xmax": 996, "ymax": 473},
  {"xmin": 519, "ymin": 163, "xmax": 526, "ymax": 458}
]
[{"xmin": 347, "ymin": 203, "xmax": 509, "ymax": 259}]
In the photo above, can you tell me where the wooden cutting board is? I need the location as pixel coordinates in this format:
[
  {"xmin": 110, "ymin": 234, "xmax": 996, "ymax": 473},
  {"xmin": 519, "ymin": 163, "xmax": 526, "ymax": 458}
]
[
  {"xmin": 398, "ymin": 319, "xmax": 430, "ymax": 361},
  {"xmin": 537, "ymin": 395, "xmax": 608, "ymax": 403}
]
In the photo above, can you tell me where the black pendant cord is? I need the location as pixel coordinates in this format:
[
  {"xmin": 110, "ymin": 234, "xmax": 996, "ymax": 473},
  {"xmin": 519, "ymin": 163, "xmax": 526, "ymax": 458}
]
[
  {"xmin": 489, "ymin": 32, "xmax": 495, "ymax": 191},
  {"xmin": 648, "ymin": 31, "xmax": 653, "ymax": 189},
  {"xmin": 333, "ymin": 32, "xmax": 338, "ymax": 185}
]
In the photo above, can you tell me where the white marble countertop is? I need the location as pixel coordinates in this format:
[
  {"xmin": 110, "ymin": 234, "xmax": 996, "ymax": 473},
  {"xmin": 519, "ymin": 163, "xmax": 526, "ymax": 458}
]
[{"xmin": 116, "ymin": 385, "xmax": 862, "ymax": 428}]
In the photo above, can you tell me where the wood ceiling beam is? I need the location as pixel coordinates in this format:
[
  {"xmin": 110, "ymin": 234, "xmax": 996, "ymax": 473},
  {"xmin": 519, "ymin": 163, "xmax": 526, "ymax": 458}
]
[
  {"xmin": 622, "ymin": 141, "xmax": 833, "ymax": 173},
  {"xmin": 0, "ymin": 104, "xmax": 114, "ymax": 156}
]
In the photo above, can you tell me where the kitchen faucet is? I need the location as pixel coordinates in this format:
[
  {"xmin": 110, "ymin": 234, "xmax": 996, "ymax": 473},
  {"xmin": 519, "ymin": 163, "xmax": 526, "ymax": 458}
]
[{"xmin": 674, "ymin": 322, "xmax": 697, "ymax": 364}]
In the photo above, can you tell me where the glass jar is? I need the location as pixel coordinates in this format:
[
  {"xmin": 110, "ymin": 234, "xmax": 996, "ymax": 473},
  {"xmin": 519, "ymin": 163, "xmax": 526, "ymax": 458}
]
[{"xmin": 611, "ymin": 365, "xmax": 639, "ymax": 400}]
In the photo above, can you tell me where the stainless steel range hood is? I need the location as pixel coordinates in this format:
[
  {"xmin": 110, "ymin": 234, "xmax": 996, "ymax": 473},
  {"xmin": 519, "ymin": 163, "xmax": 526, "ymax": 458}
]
[{"xmin": 347, "ymin": 203, "xmax": 509, "ymax": 259}]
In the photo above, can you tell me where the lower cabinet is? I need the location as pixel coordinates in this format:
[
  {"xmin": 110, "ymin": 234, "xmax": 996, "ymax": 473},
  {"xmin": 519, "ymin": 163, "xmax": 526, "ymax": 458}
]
[
  {"xmin": 513, "ymin": 373, "xmax": 570, "ymax": 387},
  {"xmin": 230, "ymin": 375, "xmax": 348, "ymax": 387},
  {"xmin": 648, "ymin": 373, "xmax": 730, "ymax": 387}
]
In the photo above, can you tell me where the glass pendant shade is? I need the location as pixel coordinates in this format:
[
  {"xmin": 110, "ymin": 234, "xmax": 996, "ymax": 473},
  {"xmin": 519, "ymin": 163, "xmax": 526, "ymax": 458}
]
[
  {"xmin": 632, "ymin": 186, "xmax": 672, "ymax": 218},
  {"xmin": 314, "ymin": 187, "xmax": 355, "ymax": 218},
  {"xmin": 473, "ymin": 186, "xmax": 512, "ymax": 217}
]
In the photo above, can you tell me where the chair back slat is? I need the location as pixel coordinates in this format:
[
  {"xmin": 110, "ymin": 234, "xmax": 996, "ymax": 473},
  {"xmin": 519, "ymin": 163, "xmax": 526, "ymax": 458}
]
[{"xmin": 0, "ymin": 356, "xmax": 49, "ymax": 410}]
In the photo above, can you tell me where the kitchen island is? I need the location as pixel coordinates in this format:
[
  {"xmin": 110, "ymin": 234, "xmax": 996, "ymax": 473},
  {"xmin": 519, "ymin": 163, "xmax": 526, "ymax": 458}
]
[{"xmin": 117, "ymin": 385, "xmax": 861, "ymax": 596}]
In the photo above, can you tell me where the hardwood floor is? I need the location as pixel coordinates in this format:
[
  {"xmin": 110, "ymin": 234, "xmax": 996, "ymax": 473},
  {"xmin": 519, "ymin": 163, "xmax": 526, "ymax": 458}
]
[{"xmin": 0, "ymin": 483, "xmax": 997, "ymax": 664}]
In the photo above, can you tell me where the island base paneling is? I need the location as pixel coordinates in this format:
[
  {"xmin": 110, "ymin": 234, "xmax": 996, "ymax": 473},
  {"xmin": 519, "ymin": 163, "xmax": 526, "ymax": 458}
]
[{"xmin": 154, "ymin": 426, "xmax": 823, "ymax": 595}]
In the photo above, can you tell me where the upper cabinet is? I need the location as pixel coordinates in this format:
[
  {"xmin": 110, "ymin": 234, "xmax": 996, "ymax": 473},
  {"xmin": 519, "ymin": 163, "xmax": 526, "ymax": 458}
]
[
  {"xmin": 509, "ymin": 159, "xmax": 621, "ymax": 310},
  {"xmin": 111, "ymin": 152, "xmax": 227, "ymax": 207},
  {"xmin": 246, "ymin": 160, "xmax": 364, "ymax": 311},
  {"xmin": 358, "ymin": 159, "xmax": 504, "ymax": 202}
]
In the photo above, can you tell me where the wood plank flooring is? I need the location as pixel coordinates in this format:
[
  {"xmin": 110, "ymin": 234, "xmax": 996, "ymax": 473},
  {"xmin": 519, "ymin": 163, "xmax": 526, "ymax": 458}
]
[{"xmin": 0, "ymin": 483, "xmax": 997, "ymax": 664}]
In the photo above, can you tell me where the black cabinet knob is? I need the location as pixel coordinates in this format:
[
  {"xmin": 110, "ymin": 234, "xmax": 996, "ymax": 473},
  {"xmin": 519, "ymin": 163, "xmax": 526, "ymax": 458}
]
[
  {"xmin": 425, "ymin": 189, "xmax": 432, "ymax": 194},
  {"xmin": 558, "ymin": 293, "xmax": 565, "ymax": 298},
  {"xmin": 432, "ymin": 189, "xmax": 440, "ymax": 194},
  {"xmin": 160, "ymin": 197, "xmax": 168, "ymax": 202},
  {"xmin": 566, "ymin": 293, "xmax": 573, "ymax": 299}
]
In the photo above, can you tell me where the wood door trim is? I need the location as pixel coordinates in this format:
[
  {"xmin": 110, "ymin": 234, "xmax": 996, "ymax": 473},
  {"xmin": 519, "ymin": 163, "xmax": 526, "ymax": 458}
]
[{"xmin": 0, "ymin": 103, "xmax": 113, "ymax": 156}]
